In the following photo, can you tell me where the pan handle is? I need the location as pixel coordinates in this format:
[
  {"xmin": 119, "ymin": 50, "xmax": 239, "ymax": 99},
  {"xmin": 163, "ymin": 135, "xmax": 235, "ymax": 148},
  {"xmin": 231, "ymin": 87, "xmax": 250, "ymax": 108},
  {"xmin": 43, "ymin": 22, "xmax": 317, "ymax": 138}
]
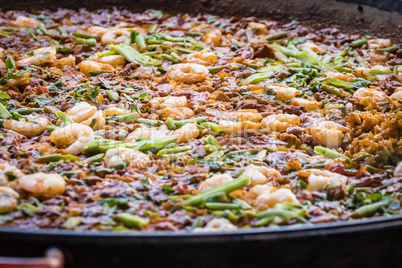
[{"xmin": 0, "ymin": 248, "xmax": 64, "ymax": 268}]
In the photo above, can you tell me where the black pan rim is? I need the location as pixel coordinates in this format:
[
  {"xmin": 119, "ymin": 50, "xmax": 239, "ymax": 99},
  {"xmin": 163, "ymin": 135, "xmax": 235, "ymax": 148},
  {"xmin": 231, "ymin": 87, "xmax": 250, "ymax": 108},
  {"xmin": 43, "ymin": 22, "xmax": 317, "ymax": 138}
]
[{"xmin": 1, "ymin": 214, "xmax": 402, "ymax": 243}]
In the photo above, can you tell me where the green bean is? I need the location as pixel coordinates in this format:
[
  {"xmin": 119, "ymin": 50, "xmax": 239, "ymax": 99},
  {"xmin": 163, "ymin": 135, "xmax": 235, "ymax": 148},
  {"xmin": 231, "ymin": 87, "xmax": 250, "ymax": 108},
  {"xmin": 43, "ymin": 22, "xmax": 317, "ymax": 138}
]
[
  {"xmin": 72, "ymin": 32, "xmax": 100, "ymax": 40},
  {"xmin": 321, "ymin": 83, "xmax": 341, "ymax": 96},
  {"xmin": 74, "ymin": 37, "xmax": 97, "ymax": 46},
  {"xmin": 88, "ymin": 70, "xmax": 113, "ymax": 76},
  {"xmin": 205, "ymin": 202, "xmax": 241, "ymax": 210},
  {"xmin": 161, "ymin": 54, "xmax": 175, "ymax": 62},
  {"xmin": 265, "ymin": 31, "xmax": 287, "ymax": 41},
  {"xmin": 351, "ymin": 38, "xmax": 368, "ymax": 47},
  {"xmin": 113, "ymin": 213, "xmax": 149, "ymax": 229},
  {"xmin": 135, "ymin": 34, "xmax": 146, "ymax": 49},
  {"xmin": 159, "ymin": 146, "xmax": 192, "ymax": 156},
  {"xmin": 377, "ymin": 45, "xmax": 400, "ymax": 53},
  {"xmin": 255, "ymin": 209, "xmax": 307, "ymax": 223},
  {"xmin": 351, "ymin": 198, "xmax": 391, "ymax": 218},
  {"xmin": 314, "ymin": 146, "xmax": 350, "ymax": 163},
  {"xmin": 105, "ymin": 112, "xmax": 139, "ymax": 123},
  {"xmin": 46, "ymin": 125, "xmax": 58, "ymax": 132},
  {"xmin": 183, "ymin": 176, "xmax": 251, "ymax": 207},
  {"xmin": 365, "ymin": 165, "xmax": 382, "ymax": 173},
  {"xmin": 191, "ymin": 216, "xmax": 203, "ymax": 229},
  {"xmin": 36, "ymin": 154, "xmax": 78, "ymax": 163},
  {"xmin": 170, "ymin": 52, "xmax": 182, "ymax": 63},
  {"xmin": 15, "ymin": 108, "xmax": 43, "ymax": 115},
  {"xmin": 203, "ymin": 135, "xmax": 220, "ymax": 150},
  {"xmin": 352, "ymin": 153, "xmax": 370, "ymax": 162},
  {"xmin": 109, "ymin": 44, "xmax": 154, "ymax": 65},
  {"xmin": 96, "ymin": 50, "xmax": 116, "ymax": 57},
  {"xmin": 135, "ymin": 118, "xmax": 162, "ymax": 127},
  {"xmin": 85, "ymin": 153, "xmax": 105, "ymax": 164},
  {"xmin": 207, "ymin": 66, "xmax": 222, "ymax": 73},
  {"xmin": 57, "ymin": 27, "xmax": 68, "ymax": 36}
]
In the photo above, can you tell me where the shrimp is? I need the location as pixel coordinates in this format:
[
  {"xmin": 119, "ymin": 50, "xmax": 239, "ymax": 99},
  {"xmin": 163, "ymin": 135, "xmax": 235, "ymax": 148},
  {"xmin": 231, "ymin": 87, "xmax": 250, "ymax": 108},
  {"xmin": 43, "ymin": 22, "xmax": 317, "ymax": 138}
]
[
  {"xmin": 218, "ymin": 120, "xmax": 259, "ymax": 134},
  {"xmin": 310, "ymin": 120, "xmax": 349, "ymax": 148},
  {"xmin": 52, "ymin": 55, "xmax": 76, "ymax": 68},
  {"xmin": 367, "ymin": 39, "xmax": 392, "ymax": 49},
  {"xmin": 268, "ymin": 83, "xmax": 301, "ymax": 101},
  {"xmin": 353, "ymin": 87, "xmax": 387, "ymax": 106},
  {"xmin": 149, "ymin": 96, "xmax": 187, "ymax": 109},
  {"xmin": 67, "ymin": 102, "xmax": 105, "ymax": 130},
  {"xmin": 125, "ymin": 126, "xmax": 167, "ymax": 142},
  {"xmin": 9, "ymin": 16, "xmax": 40, "ymax": 28},
  {"xmin": 173, "ymin": 123, "xmax": 199, "ymax": 144},
  {"xmin": 87, "ymin": 26, "xmax": 108, "ymax": 37},
  {"xmin": 4, "ymin": 116, "xmax": 48, "ymax": 137},
  {"xmin": 0, "ymin": 163, "xmax": 24, "ymax": 186},
  {"xmin": 198, "ymin": 174, "xmax": 233, "ymax": 192},
  {"xmin": 79, "ymin": 60, "xmax": 115, "ymax": 76},
  {"xmin": 291, "ymin": 97, "xmax": 323, "ymax": 111},
  {"xmin": 228, "ymin": 110, "xmax": 262, "ymax": 123},
  {"xmin": 202, "ymin": 29, "xmax": 222, "ymax": 47},
  {"xmin": 16, "ymin": 47, "xmax": 56, "ymax": 67},
  {"xmin": 161, "ymin": 107, "xmax": 195, "ymax": 120},
  {"xmin": 301, "ymin": 42, "xmax": 325, "ymax": 54},
  {"xmin": 104, "ymin": 147, "xmax": 150, "ymax": 169},
  {"xmin": 3, "ymin": 71, "xmax": 30, "ymax": 87},
  {"xmin": 19, "ymin": 173, "xmax": 65, "ymax": 195},
  {"xmin": 101, "ymin": 28, "xmax": 131, "ymax": 45},
  {"xmin": 0, "ymin": 187, "xmax": 19, "ymax": 214},
  {"xmin": 355, "ymin": 65, "xmax": 391, "ymax": 78},
  {"xmin": 183, "ymin": 51, "xmax": 217, "ymax": 66},
  {"xmin": 324, "ymin": 71, "xmax": 356, "ymax": 82},
  {"xmin": 255, "ymin": 188, "xmax": 300, "ymax": 211},
  {"xmin": 261, "ymin": 114, "xmax": 300, "ymax": 132},
  {"xmin": 193, "ymin": 218, "xmax": 238, "ymax": 233},
  {"xmin": 167, "ymin": 63, "xmax": 209, "ymax": 83},
  {"xmin": 394, "ymin": 161, "xmax": 402, "ymax": 177},
  {"xmin": 103, "ymin": 107, "xmax": 131, "ymax": 117},
  {"xmin": 298, "ymin": 169, "xmax": 348, "ymax": 191},
  {"xmin": 247, "ymin": 22, "xmax": 268, "ymax": 34},
  {"xmin": 92, "ymin": 55, "xmax": 126, "ymax": 66},
  {"xmin": 390, "ymin": 91, "xmax": 402, "ymax": 100},
  {"xmin": 50, "ymin": 123, "xmax": 94, "ymax": 155},
  {"xmin": 244, "ymin": 185, "xmax": 275, "ymax": 206},
  {"xmin": 242, "ymin": 165, "xmax": 280, "ymax": 186}
]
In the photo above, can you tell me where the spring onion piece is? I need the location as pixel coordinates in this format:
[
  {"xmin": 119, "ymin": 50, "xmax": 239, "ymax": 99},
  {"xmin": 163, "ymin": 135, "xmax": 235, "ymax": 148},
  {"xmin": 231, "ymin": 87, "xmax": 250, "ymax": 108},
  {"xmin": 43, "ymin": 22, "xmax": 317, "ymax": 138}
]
[
  {"xmin": 109, "ymin": 44, "xmax": 154, "ymax": 65},
  {"xmin": 159, "ymin": 146, "xmax": 192, "ymax": 156},
  {"xmin": 265, "ymin": 31, "xmax": 287, "ymax": 41},
  {"xmin": 351, "ymin": 38, "xmax": 368, "ymax": 47},
  {"xmin": 74, "ymin": 37, "xmax": 97, "ymax": 46},
  {"xmin": 56, "ymin": 111, "xmax": 74, "ymax": 127},
  {"xmin": 351, "ymin": 198, "xmax": 391, "ymax": 218},
  {"xmin": 36, "ymin": 154, "xmax": 78, "ymax": 163},
  {"xmin": 0, "ymin": 103, "xmax": 11, "ymax": 119},
  {"xmin": 72, "ymin": 32, "xmax": 100, "ymax": 40},
  {"xmin": 113, "ymin": 213, "xmax": 149, "ymax": 229}
]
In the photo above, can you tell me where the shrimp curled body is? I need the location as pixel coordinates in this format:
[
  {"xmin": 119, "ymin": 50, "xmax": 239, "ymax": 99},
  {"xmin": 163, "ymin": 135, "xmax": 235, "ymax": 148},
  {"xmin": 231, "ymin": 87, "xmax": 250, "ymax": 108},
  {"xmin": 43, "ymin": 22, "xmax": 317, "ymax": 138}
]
[
  {"xmin": 19, "ymin": 173, "xmax": 65, "ymax": 195},
  {"xmin": 167, "ymin": 63, "xmax": 208, "ymax": 83},
  {"xmin": 4, "ymin": 117, "xmax": 48, "ymax": 137},
  {"xmin": 50, "ymin": 123, "xmax": 95, "ymax": 155}
]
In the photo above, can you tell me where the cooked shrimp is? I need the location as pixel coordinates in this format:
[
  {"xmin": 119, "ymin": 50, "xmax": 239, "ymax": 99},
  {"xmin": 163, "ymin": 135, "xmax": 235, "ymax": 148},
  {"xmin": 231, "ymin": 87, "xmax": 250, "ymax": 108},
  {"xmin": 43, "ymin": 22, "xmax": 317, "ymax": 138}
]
[
  {"xmin": 298, "ymin": 169, "xmax": 348, "ymax": 191},
  {"xmin": 150, "ymin": 96, "xmax": 187, "ymax": 109},
  {"xmin": 390, "ymin": 91, "xmax": 402, "ymax": 100},
  {"xmin": 104, "ymin": 147, "xmax": 150, "ymax": 169},
  {"xmin": 101, "ymin": 28, "xmax": 130, "ymax": 45},
  {"xmin": 52, "ymin": 55, "xmax": 76, "ymax": 68},
  {"xmin": 301, "ymin": 42, "xmax": 325, "ymax": 54},
  {"xmin": 202, "ymin": 29, "xmax": 222, "ymax": 47},
  {"xmin": 261, "ymin": 114, "xmax": 300, "ymax": 132},
  {"xmin": 228, "ymin": 110, "xmax": 262, "ymax": 123},
  {"xmin": 9, "ymin": 16, "xmax": 40, "ymax": 28},
  {"xmin": 125, "ymin": 126, "xmax": 167, "ymax": 142},
  {"xmin": 310, "ymin": 120, "xmax": 349, "ymax": 148},
  {"xmin": 183, "ymin": 51, "xmax": 217, "ymax": 66},
  {"xmin": 173, "ymin": 123, "xmax": 199, "ymax": 144},
  {"xmin": 87, "ymin": 26, "xmax": 108, "ymax": 37},
  {"xmin": 50, "ymin": 123, "xmax": 94, "ymax": 155},
  {"xmin": 198, "ymin": 174, "xmax": 233, "ymax": 192},
  {"xmin": 247, "ymin": 22, "xmax": 268, "ymax": 34},
  {"xmin": 161, "ymin": 107, "xmax": 195, "ymax": 119},
  {"xmin": 255, "ymin": 188, "xmax": 300, "ymax": 211},
  {"xmin": 367, "ymin": 39, "xmax": 392, "ymax": 49},
  {"xmin": 242, "ymin": 165, "xmax": 280, "ymax": 186},
  {"xmin": 79, "ymin": 60, "xmax": 114, "ymax": 76},
  {"xmin": 0, "ymin": 163, "xmax": 24, "ymax": 186},
  {"xmin": 103, "ymin": 107, "xmax": 131, "ymax": 117},
  {"xmin": 167, "ymin": 63, "xmax": 209, "ymax": 83},
  {"xmin": 16, "ymin": 47, "xmax": 56, "ymax": 67},
  {"xmin": 19, "ymin": 173, "xmax": 65, "ymax": 195},
  {"xmin": 353, "ymin": 87, "xmax": 387, "ymax": 106},
  {"xmin": 355, "ymin": 65, "xmax": 391, "ymax": 78},
  {"xmin": 291, "ymin": 97, "xmax": 323, "ymax": 110},
  {"xmin": 4, "ymin": 71, "xmax": 30, "ymax": 87},
  {"xmin": 193, "ymin": 218, "xmax": 238, "ymax": 233},
  {"xmin": 268, "ymin": 83, "xmax": 301, "ymax": 101},
  {"xmin": 92, "ymin": 55, "xmax": 126, "ymax": 66},
  {"xmin": 324, "ymin": 71, "xmax": 356, "ymax": 82},
  {"xmin": 4, "ymin": 116, "xmax": 48, "ymax": 137},
  {"xmin": 219, "ymin": 120, "xmax": 259, "ymax": 134},
  {"xmin": 0, "ymin": 187, "xmax": 19, "ymax": 214},
  {"xmin": 67, "ymin": 102, "xmax": 105, "ymax": 130},
  {"xmin": 244, "ymin": 185, "xmax": 275, "ymax": 206}
]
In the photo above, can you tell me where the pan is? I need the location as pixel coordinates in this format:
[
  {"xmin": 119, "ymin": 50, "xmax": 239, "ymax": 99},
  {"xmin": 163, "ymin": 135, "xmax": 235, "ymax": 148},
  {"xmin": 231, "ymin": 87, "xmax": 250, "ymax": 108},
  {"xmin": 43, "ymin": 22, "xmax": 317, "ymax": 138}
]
[{"xmin": 0, "ymin": 0, "xmax": 401, "ymax": 267}]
